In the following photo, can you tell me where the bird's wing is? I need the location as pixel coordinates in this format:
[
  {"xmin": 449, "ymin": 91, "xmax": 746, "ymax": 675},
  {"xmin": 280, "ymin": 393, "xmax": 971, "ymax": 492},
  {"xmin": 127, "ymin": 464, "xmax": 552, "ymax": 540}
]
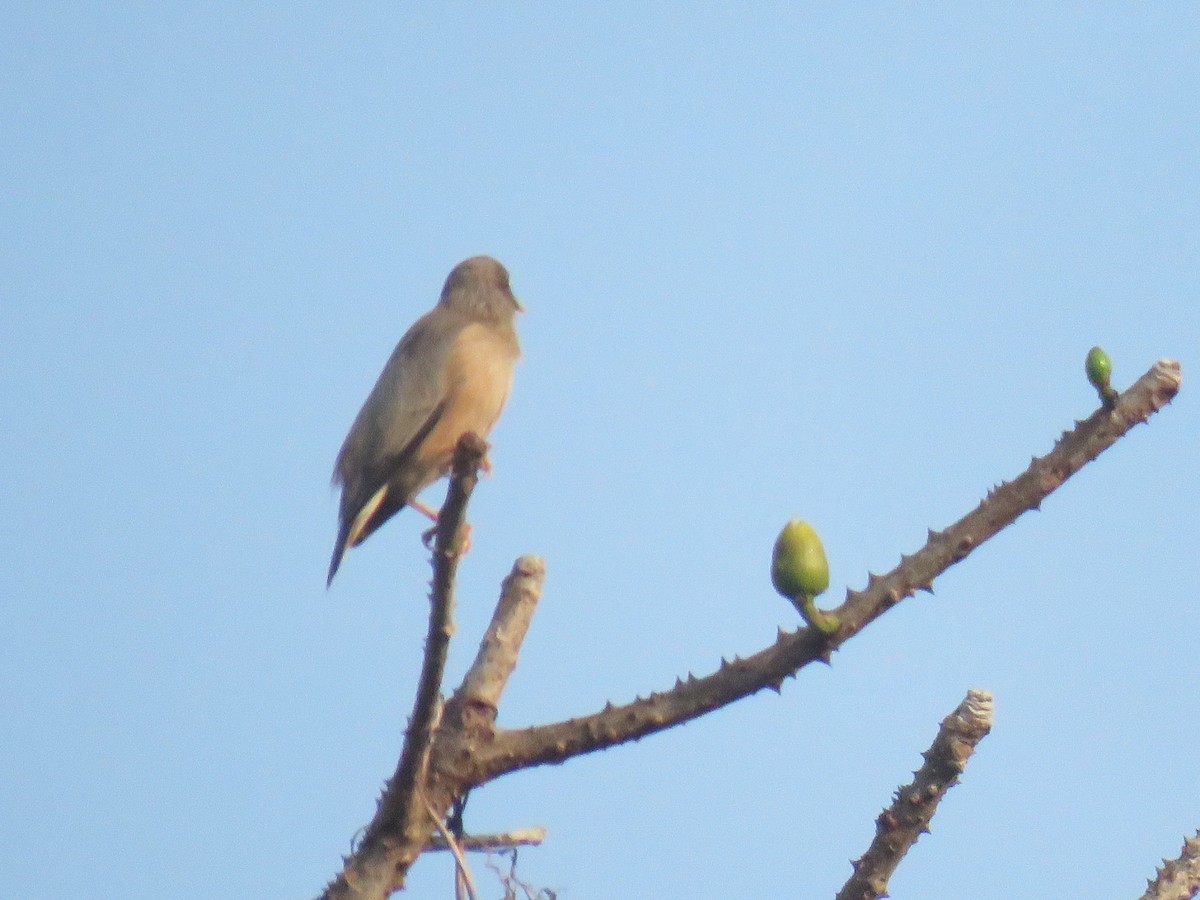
[
  {"xmin": 326, "ymin": 310, "xmax": 466, "ymax": 586},
  {"xmin": 332, "ymin": 307, "xmax": 466, "ymax": 503}
]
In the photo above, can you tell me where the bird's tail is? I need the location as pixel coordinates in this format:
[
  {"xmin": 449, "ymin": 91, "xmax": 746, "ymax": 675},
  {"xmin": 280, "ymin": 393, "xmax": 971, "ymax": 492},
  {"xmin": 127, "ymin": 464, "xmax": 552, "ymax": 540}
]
[
  {"xmin": 326, "ymin": 522, "xmax": 352, "ymax": 587},
  {"xmin": 326, "ymin": 483, "xmax": 390, "ymax": 587}
]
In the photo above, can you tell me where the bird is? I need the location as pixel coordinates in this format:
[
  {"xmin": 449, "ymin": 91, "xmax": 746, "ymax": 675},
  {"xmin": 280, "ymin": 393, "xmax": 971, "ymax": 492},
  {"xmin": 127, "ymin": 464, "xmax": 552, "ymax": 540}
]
[{"xmin": 326, "ymin": 255, "xmax": 522, "ymax": 585}]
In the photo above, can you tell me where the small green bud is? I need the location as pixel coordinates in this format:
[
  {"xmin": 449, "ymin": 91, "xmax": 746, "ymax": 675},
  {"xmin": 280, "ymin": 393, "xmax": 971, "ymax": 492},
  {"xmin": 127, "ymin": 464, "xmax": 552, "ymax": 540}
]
[
  {"xmin": 771, "ymin": 519, "xmax": 830, "ymax": 600},
  {"xmin": 1086, "ymin": 346, "xmax": 1112, "ymax": 391},
  {"xmin": 1086, "ymin": 346, "xmax": 1118, "ymax": 407}
]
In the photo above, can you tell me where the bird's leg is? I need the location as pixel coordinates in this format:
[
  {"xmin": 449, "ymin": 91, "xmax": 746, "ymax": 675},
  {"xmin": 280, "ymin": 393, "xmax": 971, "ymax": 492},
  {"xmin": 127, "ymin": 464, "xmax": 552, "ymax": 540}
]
[
  {"xmin": 409, "ymin": 498, "xmax": 440, "ymax": 522},
  {"xmin": 417, "ymin": 496, "xmax": 473, "ymax": 554}
]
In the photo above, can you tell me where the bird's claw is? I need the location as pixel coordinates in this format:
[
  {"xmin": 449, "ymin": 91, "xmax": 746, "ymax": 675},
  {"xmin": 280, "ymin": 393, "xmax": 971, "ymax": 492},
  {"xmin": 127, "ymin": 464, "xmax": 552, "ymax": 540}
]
[{"xmin": 422, "ymin": 521, "xmax": 473, "ymax": 555}]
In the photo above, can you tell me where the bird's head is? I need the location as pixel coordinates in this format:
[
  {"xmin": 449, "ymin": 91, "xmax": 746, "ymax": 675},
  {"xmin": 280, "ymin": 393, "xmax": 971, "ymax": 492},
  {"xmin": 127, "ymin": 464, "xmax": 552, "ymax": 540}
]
[{"xmin": 439, "ymin": 256, "xmax": 524, "ymax": 321}]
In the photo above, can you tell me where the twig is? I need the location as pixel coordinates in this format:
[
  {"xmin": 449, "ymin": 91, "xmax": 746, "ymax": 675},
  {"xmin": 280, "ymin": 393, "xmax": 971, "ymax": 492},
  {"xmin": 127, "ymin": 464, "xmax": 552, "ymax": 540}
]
[
  {"xmin": 428, "ymin": 827, "xmax": 548, "ymax": 852},
  {"xmin": 485, "ymin": 848, "xmax": 555, "ymax": 900},
  {"xmin": 836, "ymin": 689, "xmax": 994, "ymax": 900},
  {"xmin": 419, "ymin": 789, "xmax": 478, "ymax": 900}
]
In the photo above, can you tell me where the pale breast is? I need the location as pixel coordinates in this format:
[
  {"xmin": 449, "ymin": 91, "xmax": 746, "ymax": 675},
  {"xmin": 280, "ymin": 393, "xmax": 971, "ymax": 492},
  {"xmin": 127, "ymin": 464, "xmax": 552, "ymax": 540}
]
[{"xmin": 415, "ymin": 321, "xmax": 519, "ymax": 474}]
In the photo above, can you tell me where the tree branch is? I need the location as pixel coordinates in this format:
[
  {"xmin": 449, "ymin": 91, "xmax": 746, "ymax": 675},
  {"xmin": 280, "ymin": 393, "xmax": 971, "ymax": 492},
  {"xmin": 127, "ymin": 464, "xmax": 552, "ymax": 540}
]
[
  {"xmin": 1139, "ymin": 831, "xmax": 1200, "ymax": 900},
  {"xmin": 836, "ymin": 689, "xmax": 994, "ymax": 900},
  {"xmin": 314, "ymin": 357, "xmax": 1181, "ymax": 899},
  {"xmin": 472, "ymin": 359, "xmax": 1181, "ymax": 778},
  {"xmin": 378, "ymin": 433, "xmax": 485, "ymax": 842},
  {"xmin": 456, "ymin": 555, "xmax": 545, "ymax": 710},
  {"xmin": 317, "ymin": 553, "xmax": 547, "ymax": 899},
  {"xmin": 318, "ymin": 433, "xmax": 487, "ymax": 900}
]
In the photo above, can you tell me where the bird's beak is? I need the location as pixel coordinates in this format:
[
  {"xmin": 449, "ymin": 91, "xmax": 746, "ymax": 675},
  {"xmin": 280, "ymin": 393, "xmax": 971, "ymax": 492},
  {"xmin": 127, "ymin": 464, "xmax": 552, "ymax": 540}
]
[{"xmin": 513, "ymin": 295, "xmax": 525, "ymax": 313}]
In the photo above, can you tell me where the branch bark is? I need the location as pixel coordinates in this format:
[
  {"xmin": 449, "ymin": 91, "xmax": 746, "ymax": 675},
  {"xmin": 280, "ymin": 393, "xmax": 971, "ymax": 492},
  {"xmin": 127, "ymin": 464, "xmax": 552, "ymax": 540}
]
[
  {"xmin": 1139, "ymin": 831, "xmax": 1200, "ymax": 900},
  {"xmin": 836, "ymin": 689, "xmax": 994, "ymax": 900},
  {"xmin": 318, "ymin": 433, "xmax": 488, "ymax": 900}
]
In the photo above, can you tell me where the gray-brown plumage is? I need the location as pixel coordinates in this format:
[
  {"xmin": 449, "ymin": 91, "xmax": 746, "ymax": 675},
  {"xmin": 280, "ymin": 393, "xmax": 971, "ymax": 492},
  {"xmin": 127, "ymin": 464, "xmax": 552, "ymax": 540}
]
[{"xmin": 327, "ymin": 256, "xmax": 522, "ymax": 585}]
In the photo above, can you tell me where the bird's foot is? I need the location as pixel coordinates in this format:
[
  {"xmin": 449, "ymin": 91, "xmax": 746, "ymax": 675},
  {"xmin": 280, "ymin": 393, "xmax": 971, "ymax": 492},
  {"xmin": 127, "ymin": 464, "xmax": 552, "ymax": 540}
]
[{"xmin": 422, "ymin": 520, "xmax": 473, "ymax": 555}]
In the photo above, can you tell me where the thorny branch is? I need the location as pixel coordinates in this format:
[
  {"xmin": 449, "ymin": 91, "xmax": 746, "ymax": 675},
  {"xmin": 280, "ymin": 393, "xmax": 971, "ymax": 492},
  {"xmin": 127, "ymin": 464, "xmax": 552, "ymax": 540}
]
[
  {"xmin": 319, "ymin": 433, "xmax": 488, "ymax": 900},
  {"xmin": 836, "ymin": 689, "xmax": 994, "ymax": 900},
  {"xmin": 471, "ymin": 359, "xmax": 1180, "ymax": 778},
  {"xmin": 1140, "ymin": 831, "xmax": 1200, "ymax": 900},
  {"xmin": 316, "ymin": 359, "xmax": 1182, "ymax": 899}
]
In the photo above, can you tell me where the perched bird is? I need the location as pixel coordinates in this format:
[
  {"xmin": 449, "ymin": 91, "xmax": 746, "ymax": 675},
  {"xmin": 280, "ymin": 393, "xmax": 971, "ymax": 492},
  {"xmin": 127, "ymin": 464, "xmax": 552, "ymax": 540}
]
[{"xmin": 327, "ymin": 256, "xmax": 522, "ymax": 585}]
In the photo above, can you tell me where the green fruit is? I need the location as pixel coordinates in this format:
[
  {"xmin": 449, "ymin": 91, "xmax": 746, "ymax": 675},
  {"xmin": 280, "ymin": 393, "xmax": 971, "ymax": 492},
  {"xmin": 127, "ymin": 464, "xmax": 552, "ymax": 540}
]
[
  {"xmin": 771, "ymin": 519, "xmax": 830, "ymax": 599},
  {"xmin": 1086, "ymin": 346, "xmax": 1113, "ymax": 391}
]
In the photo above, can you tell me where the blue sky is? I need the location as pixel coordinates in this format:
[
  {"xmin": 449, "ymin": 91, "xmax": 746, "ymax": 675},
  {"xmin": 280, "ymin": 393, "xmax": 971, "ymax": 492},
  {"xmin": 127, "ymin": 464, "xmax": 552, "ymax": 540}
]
[{"xmin": 2, "ymin": 4, "xmax": 1197, "ymax": 898}]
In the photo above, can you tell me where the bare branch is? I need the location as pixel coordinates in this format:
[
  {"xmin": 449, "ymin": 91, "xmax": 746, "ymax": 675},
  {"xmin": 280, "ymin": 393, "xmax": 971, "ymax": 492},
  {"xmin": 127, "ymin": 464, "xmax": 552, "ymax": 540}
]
[
  {"xmin": 473, "ymin": 359, "xmax": 1181, "ymax": 778},
  {"xmin": 420, "ymin": 790, "xmax": 478, "ymax": 900},
  {"xmin": 379, "ymin": 432, "xmax": 485, "ymax": 840},
  {"xmin": 318, "ymin": 433, "xmax": 486, "ymax": 900},
  {"xmin": 317, "ymin": 553, "xmax": 547, "ymax": 899},
  {"xmin": 484, "ymin": 848, "xmax": 556, "ymax": 900},
  {"xmin": 315, "ymin": 358, "xmax": 1181, "ymax": 898},
  {"xmin": 1139, "ymin": 831, "xmax": 1200, "ymax": 900},
  {"xmin": 836, "ymin": 689, "xmax": 994, "ymax": 900},
  {"xmin": 458, "ymin": 556, "xmax": 545, "ymax": 708},
  {"xmin": 428, "ymin": 827, "xmax": 548, "ymax": 853}
]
